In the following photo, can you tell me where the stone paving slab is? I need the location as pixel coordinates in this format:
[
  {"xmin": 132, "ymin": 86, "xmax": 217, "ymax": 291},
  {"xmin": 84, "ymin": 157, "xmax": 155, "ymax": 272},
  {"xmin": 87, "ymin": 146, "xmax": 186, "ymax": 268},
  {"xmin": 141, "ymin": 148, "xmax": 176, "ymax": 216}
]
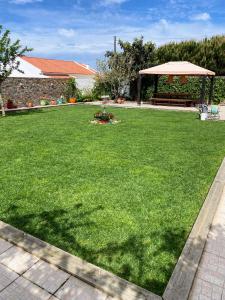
[
  {"xmin": 0, "ymin": 246, "xmax": 39, "ymax": 274},
  {"xmin": 0, "ymin": 238, "xmax": 12, "ymax": 255},
  {"xmin": 0, "ymin": 276, "xmax": 51, "ymax": 300},
  {"xmin": 0, "ymin": 263, "xmax": 19, "ymax": 292},
  {"xmin": 55, "ymin": 276, "xmax": 108, "ymax": 300},
  {"xmin": 189, "ymin": 278, "xmax": 224, "ymax": 300},
  {"xmin": 189, "ymin": 188, "xmax": 225, "ymax": 299},
  {"xmin": 23, "ymin": 260, "xmax": 70, "ymax": 294}
]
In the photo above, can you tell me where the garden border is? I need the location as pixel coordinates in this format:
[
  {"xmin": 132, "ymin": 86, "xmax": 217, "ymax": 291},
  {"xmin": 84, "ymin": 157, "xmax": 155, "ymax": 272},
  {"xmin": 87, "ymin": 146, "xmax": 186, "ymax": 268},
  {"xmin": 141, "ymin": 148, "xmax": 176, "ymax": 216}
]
[{"xmin": 0, "ymin": 159, "xmax": 224, "ymax": 300}]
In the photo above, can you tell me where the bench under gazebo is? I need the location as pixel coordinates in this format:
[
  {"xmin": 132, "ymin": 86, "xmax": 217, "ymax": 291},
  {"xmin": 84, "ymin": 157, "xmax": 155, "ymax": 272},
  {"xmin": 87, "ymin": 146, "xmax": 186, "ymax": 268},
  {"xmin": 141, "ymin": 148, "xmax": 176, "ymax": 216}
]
[{"xmin": 137, "ymin": 61, "xmax": 216, "ymax": 106}]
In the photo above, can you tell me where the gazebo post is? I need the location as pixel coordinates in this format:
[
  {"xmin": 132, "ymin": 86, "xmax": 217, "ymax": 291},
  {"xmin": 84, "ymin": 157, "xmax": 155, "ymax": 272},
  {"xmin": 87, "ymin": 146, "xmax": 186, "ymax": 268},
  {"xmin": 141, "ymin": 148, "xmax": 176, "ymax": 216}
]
[
  {"xmin": 200, "ymin": 76, "xmax": 207, "ymax": 104},
  {"xmin": 137, "ymin": 74, "xmax": 142, "ymax": 106},
  {"xmin": 209, "ymin": 76, "xmax": 215, "ymax": 105},
  {"xmin": 154, "ymin": 75, "xmax": 159, "ymax": 96}
]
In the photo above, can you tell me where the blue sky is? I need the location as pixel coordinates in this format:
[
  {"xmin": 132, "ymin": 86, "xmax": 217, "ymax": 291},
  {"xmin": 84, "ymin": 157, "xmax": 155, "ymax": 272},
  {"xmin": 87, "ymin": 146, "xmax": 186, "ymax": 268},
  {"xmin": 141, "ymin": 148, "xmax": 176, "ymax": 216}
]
[{"xmin": 0, "ymin": 0, "xmax": 225, "ymax": 67}]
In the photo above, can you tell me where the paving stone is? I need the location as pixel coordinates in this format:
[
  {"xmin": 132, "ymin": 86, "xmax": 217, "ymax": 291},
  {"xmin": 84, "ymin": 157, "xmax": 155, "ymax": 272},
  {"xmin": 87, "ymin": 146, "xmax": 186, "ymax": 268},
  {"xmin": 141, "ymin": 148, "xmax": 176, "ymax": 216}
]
[
  {"xmin": 23, "ymin": 260, "xmax": 70, "ymax": 294},
  {"xmin": 0, "ymin": 246, "xmax": 38, "ymax": 274},
  {"xmin": 0, "ymin": 276, "xmax": 51, "ymax": 300},
  {"xmin": 0, "ymin": 263, "xmax": 19, "ymax": 292},
  {"xmin": 55, "ymin": 276, "xmax": 107, "ymax": 300},
  {"xmin": 190, "ymin": 281, "xmax": 223, "ymax": 300},
  {"xmin": 197, "ymin": 267, "xmax": 225, "ymax": 287},
  {"xmin": 0, "ymin": 238, "xmax": 12, "ymax": 255}
]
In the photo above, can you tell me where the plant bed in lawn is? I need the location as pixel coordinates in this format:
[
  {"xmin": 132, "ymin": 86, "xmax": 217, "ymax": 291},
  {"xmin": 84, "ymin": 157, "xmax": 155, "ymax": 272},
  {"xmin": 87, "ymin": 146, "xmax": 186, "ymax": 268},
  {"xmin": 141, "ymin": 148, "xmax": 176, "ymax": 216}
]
[{"xmin": 1, "ymin": 105, "xmax": 225, "ymax": 295}]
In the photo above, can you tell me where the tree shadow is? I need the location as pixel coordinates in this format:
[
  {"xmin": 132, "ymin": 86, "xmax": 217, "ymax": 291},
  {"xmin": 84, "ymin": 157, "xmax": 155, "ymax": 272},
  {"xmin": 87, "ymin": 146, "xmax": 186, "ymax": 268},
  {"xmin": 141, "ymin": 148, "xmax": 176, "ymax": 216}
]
[
  {"xmin": 2, "ymin": 109, "xmax": 46, "ymax": 117},
  {"xmin": 1, "ymin": 203, "xmax": 190, "ymax": 297}
]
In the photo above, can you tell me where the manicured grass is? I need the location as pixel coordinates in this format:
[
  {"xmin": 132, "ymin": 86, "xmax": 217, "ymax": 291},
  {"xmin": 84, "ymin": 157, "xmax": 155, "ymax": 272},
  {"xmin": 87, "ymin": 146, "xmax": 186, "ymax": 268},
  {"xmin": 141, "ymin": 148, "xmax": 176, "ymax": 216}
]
[{"xmin": 1, "ymin": 105, "xmax": 225, "ymax": 295}]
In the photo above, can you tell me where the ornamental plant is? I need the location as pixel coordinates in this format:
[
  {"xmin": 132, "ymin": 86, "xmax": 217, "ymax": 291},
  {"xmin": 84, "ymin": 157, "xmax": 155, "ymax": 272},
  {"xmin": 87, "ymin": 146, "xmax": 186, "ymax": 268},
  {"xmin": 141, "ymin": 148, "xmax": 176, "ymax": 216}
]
[{"xmin": 94, "ymin": 111, "xmax": 114, "ymax": 122}]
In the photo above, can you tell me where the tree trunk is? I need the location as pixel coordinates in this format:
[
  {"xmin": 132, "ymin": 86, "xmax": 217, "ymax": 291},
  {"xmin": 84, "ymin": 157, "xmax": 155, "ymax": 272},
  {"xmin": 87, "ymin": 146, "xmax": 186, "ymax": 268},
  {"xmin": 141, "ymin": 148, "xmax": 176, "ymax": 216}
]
[{"xmin": 0, "ymin": 83, "xmax": 5, "ymax": 117}]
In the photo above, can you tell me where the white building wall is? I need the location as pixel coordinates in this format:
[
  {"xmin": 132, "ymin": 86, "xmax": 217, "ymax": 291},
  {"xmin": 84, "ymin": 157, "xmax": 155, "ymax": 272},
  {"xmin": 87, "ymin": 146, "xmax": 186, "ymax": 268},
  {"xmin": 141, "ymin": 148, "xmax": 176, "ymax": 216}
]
[
  {"xmin": 10, "ymin": 57, "xmax": 48, "ymax": 78},
  {"xmin": 73, "ymin": 74, "xmax": 95, "ymax": 91}
]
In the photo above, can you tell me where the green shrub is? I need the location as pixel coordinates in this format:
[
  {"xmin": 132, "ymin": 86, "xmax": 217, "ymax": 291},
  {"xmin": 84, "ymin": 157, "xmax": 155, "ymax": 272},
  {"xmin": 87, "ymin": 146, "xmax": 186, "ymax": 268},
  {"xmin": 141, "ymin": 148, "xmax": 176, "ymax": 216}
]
[
  {"xmin": 64, "ymin": 78, "xmax": 80, "ymax": 100},
  {"xmin": 145, "ymin": 76, "xmax": 225, "ymax": 104}
]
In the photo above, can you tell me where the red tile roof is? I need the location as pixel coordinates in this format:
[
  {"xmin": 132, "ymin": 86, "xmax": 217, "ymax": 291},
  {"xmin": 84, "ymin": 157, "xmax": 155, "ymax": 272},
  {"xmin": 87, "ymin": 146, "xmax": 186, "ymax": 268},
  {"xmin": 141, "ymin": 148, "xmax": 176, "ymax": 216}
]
[{"xmin": 21, "ymin": 56, "xmax": 96, "ymax": 77}]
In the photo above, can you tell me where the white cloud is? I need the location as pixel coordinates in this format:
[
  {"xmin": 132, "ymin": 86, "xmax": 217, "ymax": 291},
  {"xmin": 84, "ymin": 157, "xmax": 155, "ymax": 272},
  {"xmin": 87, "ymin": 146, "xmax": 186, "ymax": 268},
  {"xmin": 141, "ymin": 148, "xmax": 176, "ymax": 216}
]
[
  {"xmin": 10, "ymin": 0, "xmax": 42, "ymax": 4},
  {"xmin": 58, "ymin": 28, "xmax": 76, "ymax": 38},
  {"xmin": 101, "ymin": 0, "xmax": 128, "ymax": 6},
  {"xmin": 191, "ymin": 12, "xmax": 211, "ymax": 21}
]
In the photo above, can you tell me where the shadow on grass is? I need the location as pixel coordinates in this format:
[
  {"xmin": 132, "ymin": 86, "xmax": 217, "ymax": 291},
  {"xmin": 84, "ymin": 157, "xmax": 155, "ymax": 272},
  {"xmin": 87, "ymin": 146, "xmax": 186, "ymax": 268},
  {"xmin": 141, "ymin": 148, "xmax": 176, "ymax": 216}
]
[
  {"xmin": 2, "ymin": 109, "xmax": 46, "ymax": 117},
  {"xmin": 0, "ymin": 203, "xmax": 190, "ymax": 297}
]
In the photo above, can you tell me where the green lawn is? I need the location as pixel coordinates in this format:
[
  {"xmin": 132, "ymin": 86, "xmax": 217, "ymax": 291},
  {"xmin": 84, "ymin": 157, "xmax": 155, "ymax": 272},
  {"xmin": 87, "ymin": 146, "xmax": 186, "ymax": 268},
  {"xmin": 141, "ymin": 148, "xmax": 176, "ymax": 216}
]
[{"xmin": 1, "ymin": 105, "xmax": 225, "ymax": 295}]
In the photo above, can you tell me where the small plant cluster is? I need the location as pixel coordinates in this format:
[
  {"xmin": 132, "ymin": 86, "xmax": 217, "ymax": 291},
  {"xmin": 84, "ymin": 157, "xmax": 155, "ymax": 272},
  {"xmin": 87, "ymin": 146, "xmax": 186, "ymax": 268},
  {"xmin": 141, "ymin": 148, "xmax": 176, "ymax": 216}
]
[
  {"xmin": 94, "ymin": 111, "xmax": 114, "ymax": 122},
  {"xmin": 91, "ymin": 109, "xmax": 119, "ymax": 125}
]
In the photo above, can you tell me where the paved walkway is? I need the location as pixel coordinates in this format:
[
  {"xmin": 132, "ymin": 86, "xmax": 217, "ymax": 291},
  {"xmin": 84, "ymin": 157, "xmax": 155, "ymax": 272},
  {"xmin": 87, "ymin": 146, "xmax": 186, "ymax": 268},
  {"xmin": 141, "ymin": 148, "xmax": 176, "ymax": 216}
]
[
  {"xmin": 86, "ymin": 101, "xmax": 198, "ymax": 112},
  {"xmin": 85, "ymin": 101, "xmax": 225, "ymax": 120},
  {"xmin": 0, "ymin": 239, "xmax": 110, "ymax": 300},
  {"xmin": 189, "ymin": 189, "xmax": 225, "ymax": 299}
]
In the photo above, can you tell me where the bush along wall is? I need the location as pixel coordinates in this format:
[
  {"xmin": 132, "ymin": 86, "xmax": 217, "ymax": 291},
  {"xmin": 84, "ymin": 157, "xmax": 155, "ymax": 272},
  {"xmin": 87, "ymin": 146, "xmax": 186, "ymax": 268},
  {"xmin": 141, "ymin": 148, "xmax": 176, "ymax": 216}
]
[{"xmin": 145, "ymin": 76, "xmax": 225, "ymax": 104}]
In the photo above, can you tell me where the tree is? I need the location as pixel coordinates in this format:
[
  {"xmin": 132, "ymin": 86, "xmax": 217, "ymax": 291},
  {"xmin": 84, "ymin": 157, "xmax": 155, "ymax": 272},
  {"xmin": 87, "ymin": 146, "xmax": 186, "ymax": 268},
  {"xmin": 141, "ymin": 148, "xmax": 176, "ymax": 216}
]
[
  {"xmin": 104, "ymin": 37, "xmax": 156, "ymax": 99},
  {"xmin": 157, "ymin": 35, "xmax": 225, "ymax": 75},
  {"xmin": 0, "ymin": 25, "xmax": 32, "ymax": 116},
  {"xmin": 95, "ymin": 56, "xmax": 128, "ymax": 99}
]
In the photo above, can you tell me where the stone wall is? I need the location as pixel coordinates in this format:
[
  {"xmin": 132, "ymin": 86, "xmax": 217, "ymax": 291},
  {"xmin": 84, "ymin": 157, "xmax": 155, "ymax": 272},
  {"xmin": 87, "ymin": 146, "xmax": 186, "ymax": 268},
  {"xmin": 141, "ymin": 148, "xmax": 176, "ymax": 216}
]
[{"xmin": 2, "ymin": 77, "xmax": 68, "ymax": 106}]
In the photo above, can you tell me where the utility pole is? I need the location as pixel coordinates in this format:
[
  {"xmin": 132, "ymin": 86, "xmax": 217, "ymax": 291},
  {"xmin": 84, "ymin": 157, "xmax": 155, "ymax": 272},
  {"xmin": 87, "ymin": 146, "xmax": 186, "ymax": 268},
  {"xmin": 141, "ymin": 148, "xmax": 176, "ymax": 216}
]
[{"xmin": 114, "ymin": 36, "xmax": 117, "ymax": 53}]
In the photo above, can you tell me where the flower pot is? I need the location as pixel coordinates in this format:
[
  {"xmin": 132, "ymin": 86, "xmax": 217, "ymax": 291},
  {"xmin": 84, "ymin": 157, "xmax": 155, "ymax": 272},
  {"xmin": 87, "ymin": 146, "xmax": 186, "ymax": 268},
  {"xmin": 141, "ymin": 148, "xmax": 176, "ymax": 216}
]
[
  {"xmin": 57, "ymin": 99, "xmax": 63, "ymax": 105},
  {"xmin": 200, "ymin": 113, "xmax": 208, "ymax": 121},
  {"xmin": 69, "ymin": 97, "xmax": 77, "ymax": 103},
  {"xmin": 6, "ymin": 100, "xmax": 15, "ymax": 109},
  {"xmin": 40, "ymin": 100, "xmax": 46, "ymax": 106},
  {"xmin": 27, "ymin": 101, "xmax": 33, "ymax": 108},
  {"xmin": 51, "ymin": 100, "xmax": 56, "ymax": 105}
]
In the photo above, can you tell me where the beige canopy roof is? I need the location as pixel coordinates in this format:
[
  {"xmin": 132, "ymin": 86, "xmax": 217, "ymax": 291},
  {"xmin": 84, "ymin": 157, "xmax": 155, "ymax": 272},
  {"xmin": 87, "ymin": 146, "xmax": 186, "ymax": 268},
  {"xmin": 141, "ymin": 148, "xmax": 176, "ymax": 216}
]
[{"xmin": 139, "ymin": 61, "xmax": 215, "ymax": 76}]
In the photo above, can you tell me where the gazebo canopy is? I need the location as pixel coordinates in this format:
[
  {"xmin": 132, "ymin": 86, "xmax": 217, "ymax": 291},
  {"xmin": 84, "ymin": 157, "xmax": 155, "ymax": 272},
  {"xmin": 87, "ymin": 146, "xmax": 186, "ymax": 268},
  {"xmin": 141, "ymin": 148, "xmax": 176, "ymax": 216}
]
[{"xmin": 139, "ymin": 61, "xmax": 215, "ymax": 76}]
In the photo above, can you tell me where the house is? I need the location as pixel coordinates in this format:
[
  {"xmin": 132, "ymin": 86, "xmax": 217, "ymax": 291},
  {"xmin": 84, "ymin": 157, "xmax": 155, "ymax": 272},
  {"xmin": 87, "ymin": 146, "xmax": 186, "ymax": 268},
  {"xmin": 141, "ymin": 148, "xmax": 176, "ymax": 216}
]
[{"xmin": 10, "ymin": 56, "xmax": 96, "ymax": 90}]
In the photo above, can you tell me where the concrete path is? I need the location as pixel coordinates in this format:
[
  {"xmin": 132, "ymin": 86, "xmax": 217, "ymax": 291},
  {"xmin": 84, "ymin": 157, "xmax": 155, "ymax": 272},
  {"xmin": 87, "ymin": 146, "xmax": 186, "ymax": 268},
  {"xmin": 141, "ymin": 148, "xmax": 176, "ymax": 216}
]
[
  {"xmin": 189, "ymin": 189, "xmax": 225, "ymax": 299},
  {"xmin": 0, "ymin": 239, "xmax": 110, "ymax": 300},
  {"xmin": 85, "ymin": 101, "xmax": 225, "ymax": 120},
  {"xmin": 85, "ymin": 101, "xmax": 198, "ymax": 112}
]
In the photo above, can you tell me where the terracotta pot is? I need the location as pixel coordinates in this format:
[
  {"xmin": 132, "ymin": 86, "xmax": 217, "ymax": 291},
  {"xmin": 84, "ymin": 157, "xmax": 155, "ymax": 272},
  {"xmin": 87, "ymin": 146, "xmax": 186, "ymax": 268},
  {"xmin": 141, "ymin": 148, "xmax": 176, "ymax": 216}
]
[
  {"xmin": 27, "ymin": 101, "xmax": 33, "ymax": 108},
  {"xmin": 69, "ymin": 97, "xmax": 77, "ymax": 103},
  {"xmin": 51, "ymin": 100, "xmax": 56, "ymax": 105},
  {"xmin": 6, "ymin": 100, "xmax": 15, "ymax": 109},
  {"xmin": 116, "ymin": 97, "xmax": 125, "ymax": 104}
]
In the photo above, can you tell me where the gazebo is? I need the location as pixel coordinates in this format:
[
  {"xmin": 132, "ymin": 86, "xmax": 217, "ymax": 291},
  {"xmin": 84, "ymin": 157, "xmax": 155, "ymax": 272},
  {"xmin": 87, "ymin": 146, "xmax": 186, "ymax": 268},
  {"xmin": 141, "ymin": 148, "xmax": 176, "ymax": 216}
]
[{"xmin": 137, "ymin": 61, "xmax": 216, "ymax": 106}]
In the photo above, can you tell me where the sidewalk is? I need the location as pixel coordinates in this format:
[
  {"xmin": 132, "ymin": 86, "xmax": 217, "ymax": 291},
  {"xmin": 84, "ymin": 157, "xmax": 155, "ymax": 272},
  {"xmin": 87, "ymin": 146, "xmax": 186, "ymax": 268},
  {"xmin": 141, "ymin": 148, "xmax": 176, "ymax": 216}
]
[{"xmin": 189, "ymin": 189, "xmax": 225, "ymax": 299}]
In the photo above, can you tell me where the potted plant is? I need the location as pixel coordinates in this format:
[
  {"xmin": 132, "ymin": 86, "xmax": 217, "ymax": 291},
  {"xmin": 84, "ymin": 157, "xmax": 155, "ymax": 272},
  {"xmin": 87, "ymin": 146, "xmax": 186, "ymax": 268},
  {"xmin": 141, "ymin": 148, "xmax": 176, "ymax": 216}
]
[
  {"xmin": 50, "ymin": 99, "xmax": 56, "ymax": 105},
  {"xmin": 65, "ymin": 78, "xmax": 79, "ymax": 103},
  {"xmin": 116, "ymin": 97, "xmax": 125, "ymax": 104},
  {"xmin": 94, "ymin": 111, "xmax": 114, "ymax": 123},
  {"xmin": 40, "ymin": 99, "xmax": 46, "ymax": 106},
  {"xmin": 57, "ymin": 95, "xmax": 65, "ymax": 105},
  {"xmin": 6, "ymin": 100, "xmax": 17, "ymax": 109},
  {"xmin": 26, "ymin": 100, "xmax": 33, "ymax": 107}
]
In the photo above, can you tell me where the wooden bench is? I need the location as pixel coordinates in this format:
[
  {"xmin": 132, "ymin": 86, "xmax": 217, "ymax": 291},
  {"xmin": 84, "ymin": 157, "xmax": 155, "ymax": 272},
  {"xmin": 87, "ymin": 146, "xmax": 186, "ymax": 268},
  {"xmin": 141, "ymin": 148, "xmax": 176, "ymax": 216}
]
[
  {"xmin": 0, "ymin": 103, "xmax": 77, "ymax": 114},
  {"xmin": 151, "ymin": 98, "xmax": 193, "ymax": 107}
]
